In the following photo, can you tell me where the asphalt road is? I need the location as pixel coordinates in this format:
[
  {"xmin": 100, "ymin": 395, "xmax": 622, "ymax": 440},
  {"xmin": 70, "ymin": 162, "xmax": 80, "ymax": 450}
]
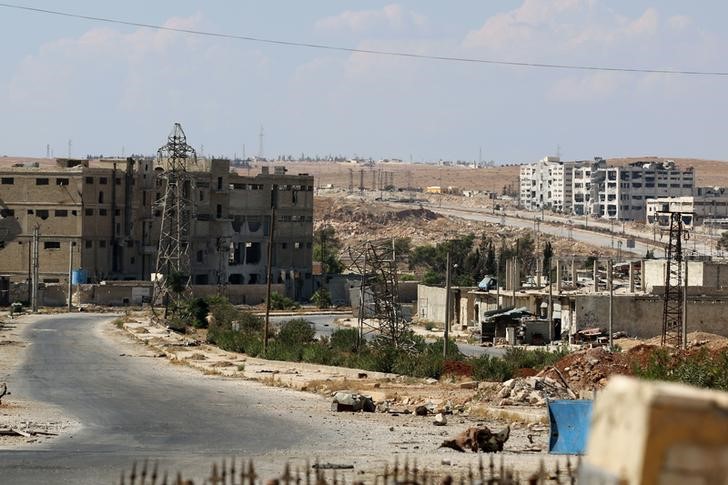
[{"xmin": 0, "ymin": 314, "xmax": 315, "ymax": 484}]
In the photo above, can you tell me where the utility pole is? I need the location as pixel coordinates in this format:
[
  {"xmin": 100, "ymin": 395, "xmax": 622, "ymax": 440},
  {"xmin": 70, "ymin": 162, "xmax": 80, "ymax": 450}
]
[
  {"xmin": 608, "ymin": 259, "xmax": 614, "ymax": 349},
  {"xmin": 496, "ymin": 255, "xmax": 501, "ymax": 310},
  {"xmin": 443, "ymin": 252, "xmax": 451, "ymax": 358},
  {"xmin": 357, "ymin": 249, "xmax": 367, "ymax": 349},
  {"xmin": 263, "ymin": 184, "xmax": 278, "ymax": 355},
  {"xmin": 682, "ymin": 260, "xmax": 688, "ymax": 350},
  {"xmin": 548, "ymin": 258, "xmax": 553, "ymax": 343},
  {"xmin": 31, "ymin": 226, "xmax": 39, "ymax": 312},
  {"xmin": 67, "ymin": 240, "xmax": 74, "ymax": 312}
]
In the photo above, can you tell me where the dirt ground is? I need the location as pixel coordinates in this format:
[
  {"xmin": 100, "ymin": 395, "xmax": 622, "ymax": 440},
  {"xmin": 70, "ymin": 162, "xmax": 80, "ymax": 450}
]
[
  {"xmin": 314, "ymin": 195, "xmax": 618, "ymax": 262},
  {"xmin": 0, "ymin": 314, "xmax": 81, "ymax": 448}
]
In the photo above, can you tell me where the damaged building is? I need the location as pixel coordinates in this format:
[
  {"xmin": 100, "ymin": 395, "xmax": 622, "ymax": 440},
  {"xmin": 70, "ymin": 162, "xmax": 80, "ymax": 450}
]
[{"xmin": 0, "ymin": 157, "xmax": 314, "ymax": 301}]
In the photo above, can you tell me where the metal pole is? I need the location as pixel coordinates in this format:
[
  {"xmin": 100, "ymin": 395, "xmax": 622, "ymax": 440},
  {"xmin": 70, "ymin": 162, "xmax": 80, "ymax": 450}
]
[
  {"xmin": 682, "ymin": 260, "xmax": 688, "ymax": 350},
  {"xmin": 512, "ymin": 257, "xmax": 517, "ymax": 306},
  {"xmin": 67, "ymin": 240, "xmax": 73, "ymax": 312},
  {"xmin": 357, "ymin": 248, "xmax": 367, "ymax": 349},
  {"xmin": 443, "ymin": 252, "xmax": 451, "ymax": 358},
  {"xmin": 263, "ymin": 185, "xmax": 277, "ymax": 355},
  {"xmin": 548, "ymin": 258, "xmax": 553, "ymax": 343},
  {"xmin": 608, "ymin": 259, "xmax": 614, "ymax": 349},
  {"xmin": 31, "ymin": 226, "xmax": 39, "ymax": 312},
  {"xmin": 496, "ymin": 255, "xmax": 501, "ymax": 310}
]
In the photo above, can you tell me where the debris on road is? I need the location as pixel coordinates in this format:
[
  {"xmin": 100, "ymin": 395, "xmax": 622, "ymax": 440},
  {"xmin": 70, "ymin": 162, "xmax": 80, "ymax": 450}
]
[
  {"xmin": 414, "ymin": 405, "xmax": 429, "ymax": 416},
  {"xmin": 312, "ymin": 463, "xmax": 355, "ymax": 470},
  {"xmin": 433, "ymin": 413, "xmax": 447, "ymax": 426},
  {"xmin": 331, "ymin": 391, "xmax": 375, "ymax": 412},
  {"xmin": 440, "ymin": 425, "xmax": 511, "ymax": 453},
  {"xmin": 0, "ymin": 382, "xmax": 8, "ymax": 405}
]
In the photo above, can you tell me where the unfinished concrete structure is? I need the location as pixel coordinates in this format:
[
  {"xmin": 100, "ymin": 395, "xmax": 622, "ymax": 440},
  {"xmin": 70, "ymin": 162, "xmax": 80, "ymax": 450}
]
[{"xmin": 0, "ymin": 157, "xmax": 314, "ymax": 300}]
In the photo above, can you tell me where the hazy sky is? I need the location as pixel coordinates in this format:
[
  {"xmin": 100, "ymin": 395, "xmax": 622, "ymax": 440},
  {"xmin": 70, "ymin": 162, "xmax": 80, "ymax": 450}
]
[{"xmin": 1, "ymin": 1, "xmax": 727, "ymax": 162}]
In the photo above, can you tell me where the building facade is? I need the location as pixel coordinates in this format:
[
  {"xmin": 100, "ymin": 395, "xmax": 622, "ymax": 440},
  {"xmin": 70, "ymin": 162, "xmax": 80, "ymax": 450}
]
[
  {"xmin": 520, "ymin": 157, "xmax": 695, "ymax": 222},
  {"xmin": 0, "ymin": 158, "xmax": 314, "ymax": 299},
  {"xmin": 590, "ymin": 161, "xmax": 694, "ymax": 221},
  {"xmin": 645, "ymin": 187, "xmax": 728, "ymax": 226}
]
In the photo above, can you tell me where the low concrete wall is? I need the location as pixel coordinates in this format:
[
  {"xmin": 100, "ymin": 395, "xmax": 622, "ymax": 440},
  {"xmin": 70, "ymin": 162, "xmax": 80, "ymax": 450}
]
[
  {"xmin": 193, "ymin": 284, "xmax": 284, "ymax": 305},
  {"xmin": 574, "ymin": 294, "xmax": 728, "ymax": 338}
]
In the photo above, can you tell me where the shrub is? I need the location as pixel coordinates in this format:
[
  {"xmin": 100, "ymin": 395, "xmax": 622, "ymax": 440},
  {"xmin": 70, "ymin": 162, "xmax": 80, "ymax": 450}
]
[
  {"xmin": 633, "ymin": 348, "xmax": 728, "ymax": 391},
  {"xmin": 277, "ymin": 319, "xmax": 315, "ymax": 345},
  {"xmin": 310, "ymin": 288, "xmax": 331, "ymax": 309},
  {"xmin": 502, "ymin": 347, "xmax": 568, "ymax": 371},
  {"xmin": 471, "ymin": 354, "xmax": 514, "ymax": 382},
  {"xmin": 302, "ymin": 341, "xmax": 337, "ymax": 365},
  {"xmin": 270, "ymin": 292, "xmax": 299, "ymax": 310},
  {"xmin": 186, "ymin": 298, "xmax": 209, "ymax": 328},
  {"xmin": 265, "ymin": 340, "xmax": 304, "ymax": 362},
  {"xmin": 330, "ymin": 328, "xmax": 360, "ymax": 353}
]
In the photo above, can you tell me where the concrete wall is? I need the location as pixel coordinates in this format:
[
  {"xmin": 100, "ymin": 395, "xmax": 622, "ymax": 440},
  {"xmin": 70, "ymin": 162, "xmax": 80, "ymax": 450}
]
[
  {"xmin": 643, "ymin": 260, "xmax": 728, "ymax": 293},
  {"xmin": 574, "ymin": 293, "xmax": 728, "ymax": 338}
]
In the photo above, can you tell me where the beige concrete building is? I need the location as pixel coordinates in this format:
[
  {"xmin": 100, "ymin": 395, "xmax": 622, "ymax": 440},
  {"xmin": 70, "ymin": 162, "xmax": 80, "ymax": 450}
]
[{"xmin": 0, "ymin": 157, "xmax": 314, "ymax": 300}]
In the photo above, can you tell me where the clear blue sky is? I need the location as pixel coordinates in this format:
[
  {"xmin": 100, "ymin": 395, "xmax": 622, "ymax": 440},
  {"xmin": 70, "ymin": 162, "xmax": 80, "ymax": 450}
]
[{"xmin": 1, "ymin": 1, "xmax": 727, "ymax": 162}]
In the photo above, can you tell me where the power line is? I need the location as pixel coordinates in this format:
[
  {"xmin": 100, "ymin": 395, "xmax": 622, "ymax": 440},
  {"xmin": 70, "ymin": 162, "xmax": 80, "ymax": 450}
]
[{"xmin": 2, "ymin": 2, "xmax": 728, "ymax": 78}]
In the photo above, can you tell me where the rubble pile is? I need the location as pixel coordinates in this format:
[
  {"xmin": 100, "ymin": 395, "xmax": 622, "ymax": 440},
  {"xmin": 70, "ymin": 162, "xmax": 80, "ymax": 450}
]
[
  {"xmin": 495, "ymin": 377, "xmax": 571, "ymax": 406},
  {"xmin": 538, "ymin": 347, "xmax": 631, "ymax": 393}
]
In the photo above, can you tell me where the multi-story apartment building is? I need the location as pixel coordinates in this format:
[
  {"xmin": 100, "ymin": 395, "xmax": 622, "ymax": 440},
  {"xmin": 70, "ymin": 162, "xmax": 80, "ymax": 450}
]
[
  {"xmin": 590, "ymin": 161, "xmax": 694, "ymax": 221},
  {"xmin": 571, "ymin": 158, "xmax": 606, "ymax": 216},
  {"xmin": 519, "ymin": 156, "xmax": 601, "ymax": 214},
  {"xmin": 0, "ymin": 157, "xmax": 314, "ymax": 299},
  {"xmin": 645, "ymin": 187, "xmax": 728, "ymax": 226},
  {"xmin": 519, "ymin": 156, "xmax": 572, "ymax": 213}
]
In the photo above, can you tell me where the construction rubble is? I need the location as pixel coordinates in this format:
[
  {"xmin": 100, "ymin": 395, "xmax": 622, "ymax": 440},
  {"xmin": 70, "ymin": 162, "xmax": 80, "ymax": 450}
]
[{"xmin": 495, "ymin": 377, "xmax": 572, "ymax": 406}]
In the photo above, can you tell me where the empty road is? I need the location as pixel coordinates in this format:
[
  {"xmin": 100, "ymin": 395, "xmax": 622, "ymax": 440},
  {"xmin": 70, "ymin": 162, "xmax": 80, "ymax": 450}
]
[{"xmin": 0, "ymin": 314, "xmax": 322, "ymax": 483}]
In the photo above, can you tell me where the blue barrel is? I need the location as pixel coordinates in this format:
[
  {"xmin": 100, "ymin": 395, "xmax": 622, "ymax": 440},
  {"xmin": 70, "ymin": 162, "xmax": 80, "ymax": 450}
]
[
  {"xmin": 548, "ymin": 400, "xmax": 593, "ymax": 455},
  {"xmin": 71, "ymin": 269, "xmax": 88, "ymax": 285}
]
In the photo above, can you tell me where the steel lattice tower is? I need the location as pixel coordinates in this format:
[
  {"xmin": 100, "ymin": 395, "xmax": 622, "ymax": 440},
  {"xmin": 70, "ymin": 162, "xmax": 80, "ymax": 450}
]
[
  {"xmin": 153, "ymin": 123, "xmax": 198, "ymax": 317},
  {"xmin": 661, "ymin": 212, "xmax": 685, "ymax": 347},
  {"xmin": 348, "ymin": 240, "xmax": 412, "ymax": 350}
]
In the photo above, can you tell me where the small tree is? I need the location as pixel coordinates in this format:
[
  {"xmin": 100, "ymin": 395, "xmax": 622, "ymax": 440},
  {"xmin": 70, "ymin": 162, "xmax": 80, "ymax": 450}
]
[{"xmin": 311, "ymin": 288, "xmax": 331, "ymax": 309}]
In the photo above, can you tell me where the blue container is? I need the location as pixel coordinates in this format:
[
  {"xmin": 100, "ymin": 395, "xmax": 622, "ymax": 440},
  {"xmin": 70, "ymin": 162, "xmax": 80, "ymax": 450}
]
[
  {"xmin": 71, "ymin": 269, "xmax": 88, "ymax": 285},
  {"xmin": 548, "ymin": 400, "xmax": 593, "ymax": 455}
]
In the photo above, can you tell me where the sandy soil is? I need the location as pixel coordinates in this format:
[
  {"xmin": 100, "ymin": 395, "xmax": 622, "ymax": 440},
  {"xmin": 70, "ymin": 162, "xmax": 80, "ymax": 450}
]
[{"xmin": 0, "ymin": 314, "xmax": 81, "ymax": 449}]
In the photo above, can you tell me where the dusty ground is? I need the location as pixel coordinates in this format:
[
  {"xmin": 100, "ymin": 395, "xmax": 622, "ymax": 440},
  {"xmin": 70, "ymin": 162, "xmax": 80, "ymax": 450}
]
[
  {"xmin": 0, "ymin": 314, "xmax": 80, "ymax": 448},
  {"xmin": 113, "ymin": 313, "xmax": 566, "ymax": 479},
  {"xmin": 314, "ymin": 195, "xmax": 618, "ymax": 262}
]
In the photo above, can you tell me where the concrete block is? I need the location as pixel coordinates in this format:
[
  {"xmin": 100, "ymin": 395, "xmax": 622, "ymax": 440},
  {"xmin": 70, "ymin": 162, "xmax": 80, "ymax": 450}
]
[{"xmin": 584, "ymin": 376, "xmax": 728, "ymax": 485}]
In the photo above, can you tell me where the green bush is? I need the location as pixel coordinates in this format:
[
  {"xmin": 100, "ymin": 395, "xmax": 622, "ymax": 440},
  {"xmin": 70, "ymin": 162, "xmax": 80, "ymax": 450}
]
[
  {"xmin": 270, "ymin": 292, "xmax": 299, "ymax": 310},
  {"xmin": 302, "ymin": 341, "xmax": 337, "ymax": 365},
  {"xmin": 265, "ymin": 340, "xmax": 304, "ymax": 362},
  {"xmin": 186, "ymin": 298, "xmax": 209, "ymax": 328},
  {"xmin": 502, "ymin": 347, "xmax": 568, "ymax": 371},
  {"xmin": 310, "ymin": 288, "xmax": 332, "ymax": 309},
  {"xmin": 277, "ymin": 319, "xmax": 315, "ymax": 345},
  {"xmin": 471, "ymin": 354, "xmax": 514, "ymax": 382},
  {"xmin": 330, "ymin": 328, "xmax": 360, "ymax": 353},
  {"xmin": 633, "ymin": 349, "xmax": 728, "ymax": 391}
]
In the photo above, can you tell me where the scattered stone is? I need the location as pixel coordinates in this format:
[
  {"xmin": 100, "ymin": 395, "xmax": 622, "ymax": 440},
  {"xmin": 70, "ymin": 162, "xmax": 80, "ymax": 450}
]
[
  {"xmin": 459, "ymin": 381, "xmax": 478, "ymax": 390},
  {"xmin": 414, "ymin": 405, "xmax": 429, "ymax": 416},
  {"xmin": 357, "ymin": 372, "xmax": 368, "ymax": 379},
  {"xmin": 425, "ymin": 378, "xmax": 438, "ymax": 385},
  {"xmin": 433, "ymin": 413, "xmax": 447, "ymax": 426},
  {"xmin": 494, "ymin": 377, "xmax": 570, "ymax": 406}
]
